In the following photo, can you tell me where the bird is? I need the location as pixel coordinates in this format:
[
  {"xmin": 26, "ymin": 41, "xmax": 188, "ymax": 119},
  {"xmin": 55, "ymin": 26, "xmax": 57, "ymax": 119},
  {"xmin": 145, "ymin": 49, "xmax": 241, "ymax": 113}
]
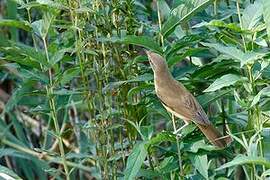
[{"xmin": 146, "ymin": 50, "xmax": 232, "ymax": 148}]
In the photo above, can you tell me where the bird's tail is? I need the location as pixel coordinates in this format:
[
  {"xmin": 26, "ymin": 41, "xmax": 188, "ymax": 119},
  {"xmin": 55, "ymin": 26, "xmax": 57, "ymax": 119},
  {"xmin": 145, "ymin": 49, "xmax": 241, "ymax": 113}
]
[{"xmin": 197, "ymin": 123, "xmax": 232, "ymax": 148}]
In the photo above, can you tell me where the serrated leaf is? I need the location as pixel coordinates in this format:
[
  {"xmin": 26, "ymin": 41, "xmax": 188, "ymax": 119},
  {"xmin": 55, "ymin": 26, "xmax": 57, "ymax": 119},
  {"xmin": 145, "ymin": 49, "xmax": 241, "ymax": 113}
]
[
  {"xmin": 121, "ymin": 35, "xmax": 162, "ymax": 53},
  {"xmin": 0, "ymin": 165, "xmax": 22, "ymax": 180},
  {"xmin": 58, "ymin": 67, "xmax": 81, "ymax": 86},
  {"xmin": 161, "ymin": 0, "xmax": 214, "ymax": 38},
  {"xmin": 49, "ymin": 48, "xmax": 72, "ymax": 66},
  {"xmin": 157, "ymin": 0, "xmax": 170, "ymax": 19},
  {"xmin": 242, "ymin": 1, "xmax": 263, "ymax": 30},
  {"xmin": 207, "ymin": 20, "xmax": 242, "ymax": 32},
  {"xmin": 31, "ymin": 12, "xmax": 54, "ymax": 38},
  {"xmin": 168, "ymin": 48, "xmax": 208, "ymax": 67},
  {"xmin": 103, "ymin": 73, "xmax": 153, "ymax": 92},
  {"xmin": 20, "ymin": 69, "xmax": 49, "ymax": 84},
  {"xmin": 124, "ymin": 142, "xmax": 148, "ymax": 180},
  {"xmin": 127, "ymin": 84, "xmax": 153, "ymax": 104},
  {"xmin": 157, "ymin": 156, "xmax": 178, "ymax": 174},
  {"xmin": 262, "ymin": 0, "xmax": 270, "ymax": 39},
  {"xmin": 216, "ymin": 154, "xmax": 270, "ymax": 170},
  {"xmin": 250, "ymin": 86, "xmax": 270, "ymax": 107},
  {"xmin": 148, "ymin": 131, "xmax": 176, "ymax": 147},
  {"xmin": 201, "ymin": 42, "xmax": 265, "ymax": 67},
  {"xmin": 1, "ymin": 41, "xmax": 48, "ymax": 68},
  {"xmin": 37, "ymin": 0, "xmax": 68, "ymax": 10},
  {"xmin": 197, "ymin": 89, "xmax": 232, "ymax": 108},
  {"xmin": 204, "ymin": 74, "xmax": 241, "ymax": 92},
  {"xmin": 0, "ymin": 19, "xmax": 32, "ymax": 31}
]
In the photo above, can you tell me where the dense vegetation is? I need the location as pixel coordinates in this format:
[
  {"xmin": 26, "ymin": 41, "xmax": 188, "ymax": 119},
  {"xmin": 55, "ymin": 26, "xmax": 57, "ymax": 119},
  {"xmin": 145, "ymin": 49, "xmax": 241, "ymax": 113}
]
[{"xmin": 0, "ymin": 0, "xmax": 270, "ymax": 179}]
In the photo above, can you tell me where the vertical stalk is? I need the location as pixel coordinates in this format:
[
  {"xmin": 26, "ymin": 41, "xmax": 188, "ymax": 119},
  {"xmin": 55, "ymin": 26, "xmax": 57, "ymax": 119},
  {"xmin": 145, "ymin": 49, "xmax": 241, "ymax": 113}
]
[
  {"xmin": 156, "ymin": 0, "xmax": 164, "ymax": 48},
  {"xmin": 42, "ymin": 38, "xmax": 70, "ymax": 180},
  {"xmin": 25, "ymin": 1, "xmax": 51, "ymax": 150},
  {"xmin": 236, "ymin": 0, "xmax": 265, "ymax": 175},
  {"xmin": 236, "ymin": 0, "xmax": 247, "ymax": 51},
  {"xmin": 213, "ymin": 0, "xmax": 217, "ymax": 16},
  {"xmin": 171, "ymin": 115, "xmax": 183, "ymax": 178}
]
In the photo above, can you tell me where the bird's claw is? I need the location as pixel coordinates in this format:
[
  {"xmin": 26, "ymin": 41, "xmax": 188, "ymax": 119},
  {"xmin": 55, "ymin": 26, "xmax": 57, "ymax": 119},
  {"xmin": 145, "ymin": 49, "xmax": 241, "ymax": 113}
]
[{"xmin": 173, "ymin": 131, "xmax": 182, "ymax": 138}]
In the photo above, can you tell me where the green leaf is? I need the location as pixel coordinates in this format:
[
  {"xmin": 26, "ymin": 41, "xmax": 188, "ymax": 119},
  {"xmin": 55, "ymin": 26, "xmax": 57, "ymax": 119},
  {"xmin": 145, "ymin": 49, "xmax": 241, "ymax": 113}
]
[
  {"xmin": 197, "ymin": 89, "xmax": 232, "ymax": 108},
  {"xmin": 193, "ymin": 155, "xmax": 208, "ymax": 179},
  {"xmin": 187, "ymin": 140, "xmax": 216, "ymax": 153},
  {"xmin": 262, "ymin": 0, "xmax": 270, "ymax": 39},
  {"xmin": 49, "ymin": 48, "xmax": 72, "ymax": 66},
  {"xmin": 201, "ymin": 42, "xmax": 244, "ymax": 61},
  {"xmin": 262, "ymin": 128, "xmax": 270, "ymax": 161},
  {"xmin": 168, "ymin": 48, "xmax": 208, "ymax": 67},
  {"xmin": 201, "ymin": 42, "xmax": 265, "ymax": 67},
  {"xmin": 124, "ymin": 142, "xmax": 148, "ymax": 180},
  {"xmin": 242, "ymin": 1, "xmax": 263, "ymax": 30},
  {"xmin": 161, "ymin": 15, "xmax": 180, "ymax": 39},
  {"xmin": 31, "ymin": 12, "xmax": 54, "ymax": 38},
  {"xmin": 207, "ymin": 20, "xmax": 243, "ymax": 32},
  {"xmin": 204, "ymin": 74, "xmax": 241, "ymax": 92},
  {"xmin": 20, "ymin": 69, "xmax": 49, "ymax": 84},
  {"xmin": 0, "ymin": 165, "xmax": 23, "ymax": 180},
  {"xmin": 121, "ymin": 35, "xmax": 162, "ymax": 53},
  {"xmin": 36, "ymin": 0, "xmax": 68, "ymax": 10},
  {"xmin": 157, "ymin": 156, "xmax": 178, "ymax": 174},
  {"xmin": 58, "ymin": 67, "xmax": 81, "ymax": 86},
  {"xmin": 250, "ymin": 86, "xmax": 270, "ymax": 107},
  {"xmin": 261, "ymin": 169, "xmax": 270, "ymax": 178},
  {"xmin": 157, "ymin": 0, "xmax": 170, "ymax": 19},
  {"xmin": 103, "ymin": 73, "xmax": 153, "ymax": 92},
  {"xmin": 216, "ymin": 155, "xmax": 270, "ymax": 171},
  {"xmin": 161, "ymin": 0, "xmax": 214, "ymax": 38},
  {"xmin": 137, "ymin": 169, "xmax": 161, "ymax": 179},
  {"xmin": 5, "ymin": 82, "xmax": 34, "ymax": 112},
  {"xmin": 1, "ymin": 41, "xmax": 48, "ymax": 68},
  {"xmin": 148, "ymin": 131, "xmax": 176, "ymax": 147},
  {"xmin": 31, "ymin": 20, "xmax": 47, "ymax": 38},
  {"xmin": 0, "ymin": 19, "xmax": 32, "ymax": 32},
  {"xmin": 127, "ymin": 84, "xmax": 153, "ymax": 104}
]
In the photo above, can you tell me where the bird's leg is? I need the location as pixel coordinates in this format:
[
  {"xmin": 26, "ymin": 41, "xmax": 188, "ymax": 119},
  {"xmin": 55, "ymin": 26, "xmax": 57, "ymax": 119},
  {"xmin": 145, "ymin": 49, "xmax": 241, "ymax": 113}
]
[
  {"xmin": 171, "ymin": 114, "xmax": 189, "ymax": 137},
  {"xmin": 173, "ymin": 122, "xmax": 189, "ymax": 135},
  {"xmin": 171, "ymin": 114, "xmax": 177, "ymax": 132},
  {"xmin": 171, "ymin": 114, "xmax": 184, "ymax": 176}
]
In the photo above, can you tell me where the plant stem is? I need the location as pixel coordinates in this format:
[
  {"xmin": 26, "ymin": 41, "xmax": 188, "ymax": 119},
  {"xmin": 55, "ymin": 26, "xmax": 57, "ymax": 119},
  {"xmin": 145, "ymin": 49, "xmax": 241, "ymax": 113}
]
[
  {"xmin": 236, "ymin": 0, "xmax": 247, "ymax": 51},
  {"xmin": 156, "ymin": 0, "xmax": 164, "ymax": 48},
  {"xmin": 42, "ymin": 38, "xmax": 70, "ymax": 180},
  {"xmin": 235, "ymin": 1, "xmax": 265, "ymax": 176},
  {"xmin": 1, "ymin": 139, "xmax": 94, "ymax": 172},
  {"xmin": 171, "ymin": 115, "xmax": 183, "ymax": 178}
]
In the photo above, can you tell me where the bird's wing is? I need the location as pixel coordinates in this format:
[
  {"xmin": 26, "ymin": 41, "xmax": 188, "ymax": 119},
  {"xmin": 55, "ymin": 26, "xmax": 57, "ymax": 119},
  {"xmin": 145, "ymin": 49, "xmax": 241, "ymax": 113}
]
[
  {"xmin": 156, "ymin": 86, "xmax": 210, "ymax": 126},
  {"xmin": 182, "ymin": 93, "xmax": 211, "ymax": 125}
]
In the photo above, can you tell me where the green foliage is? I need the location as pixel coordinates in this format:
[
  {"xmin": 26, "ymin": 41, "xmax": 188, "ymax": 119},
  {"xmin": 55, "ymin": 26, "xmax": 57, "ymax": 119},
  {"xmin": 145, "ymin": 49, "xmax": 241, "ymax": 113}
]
[{"xmin": 0, "ymin": 0, "xmax": 270, "ymax": 179}]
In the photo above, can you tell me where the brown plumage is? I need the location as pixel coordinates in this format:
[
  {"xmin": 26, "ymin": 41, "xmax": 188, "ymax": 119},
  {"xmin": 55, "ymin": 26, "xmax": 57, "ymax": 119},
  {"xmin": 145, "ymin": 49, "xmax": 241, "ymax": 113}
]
[{"xmin": 146, "ymin": 51, "xmax": 232, "ymax": 148}]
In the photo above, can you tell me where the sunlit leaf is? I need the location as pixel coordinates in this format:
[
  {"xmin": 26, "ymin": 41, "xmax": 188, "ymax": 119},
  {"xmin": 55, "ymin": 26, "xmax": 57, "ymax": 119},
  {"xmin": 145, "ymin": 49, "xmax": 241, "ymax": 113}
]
[
  {"xmin": 0, "ymin": 19, "xmax": 31, "ymax": 31},
  {"xmin": 124, "ymin": 142, "xmax": 148, "ymax": 180},
  {"xmin": 250, "ymin": 86, "xmax": 270, "ymax": 107},
  {"xmin": 262, "ymin": 0, "xmax": 270, "ymax": 39},
  {"xmin": 216, "ymin": 155, "xmax": 270, "ymax": 170},
  {"xmin": 201, "ymin": 42, "xmax": 266, "ymax": 67},
  {"xmin": 204, "ymin": 74, "xmax": 241, "ymax": 92},
  {"xmin": 161, "ymin": 0, "xmax": 214, "ymax": 38},
  {"xmin": 242, "ymin": 1, "xmax": 263, "ymax": 30},
  {"xmin": 121, "ymin": 35, "xmax": 162, "ymax": 53},
  {"xmin": 0, "ymin": 165, "xmax": 22, "ymax": 180}
]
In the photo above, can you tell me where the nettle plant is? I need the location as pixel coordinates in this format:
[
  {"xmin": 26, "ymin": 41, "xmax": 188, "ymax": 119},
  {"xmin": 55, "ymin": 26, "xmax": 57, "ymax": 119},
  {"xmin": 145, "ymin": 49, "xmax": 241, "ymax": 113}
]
[
  {"xmin": 122, "ymin": 0, "xmax": 270, "ymax": 179},
  {"xmin": 0, "ymin": 0, "xmax": 270, "ymax": 179}
]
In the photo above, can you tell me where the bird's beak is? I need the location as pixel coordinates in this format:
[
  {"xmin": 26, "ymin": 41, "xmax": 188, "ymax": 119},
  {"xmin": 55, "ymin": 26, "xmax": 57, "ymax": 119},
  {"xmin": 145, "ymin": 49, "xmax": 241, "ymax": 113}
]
[{"xmin": 145, "ymin": 50, "xmax": 155, "ymax": 69}]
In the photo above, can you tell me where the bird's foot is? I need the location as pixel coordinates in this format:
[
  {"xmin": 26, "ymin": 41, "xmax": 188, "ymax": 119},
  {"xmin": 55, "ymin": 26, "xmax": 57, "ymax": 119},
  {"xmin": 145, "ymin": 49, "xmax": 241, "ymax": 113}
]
[{"xmin": 173, "ymin": 131, "xmax": 182, "ymax": 138}]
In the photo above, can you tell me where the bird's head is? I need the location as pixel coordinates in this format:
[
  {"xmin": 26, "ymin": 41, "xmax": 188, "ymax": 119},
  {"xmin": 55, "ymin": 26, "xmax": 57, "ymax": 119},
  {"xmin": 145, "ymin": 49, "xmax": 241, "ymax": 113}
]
[{"xmin": 145, "ymin": 51, "xmax": 168, "ymax": 73}]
